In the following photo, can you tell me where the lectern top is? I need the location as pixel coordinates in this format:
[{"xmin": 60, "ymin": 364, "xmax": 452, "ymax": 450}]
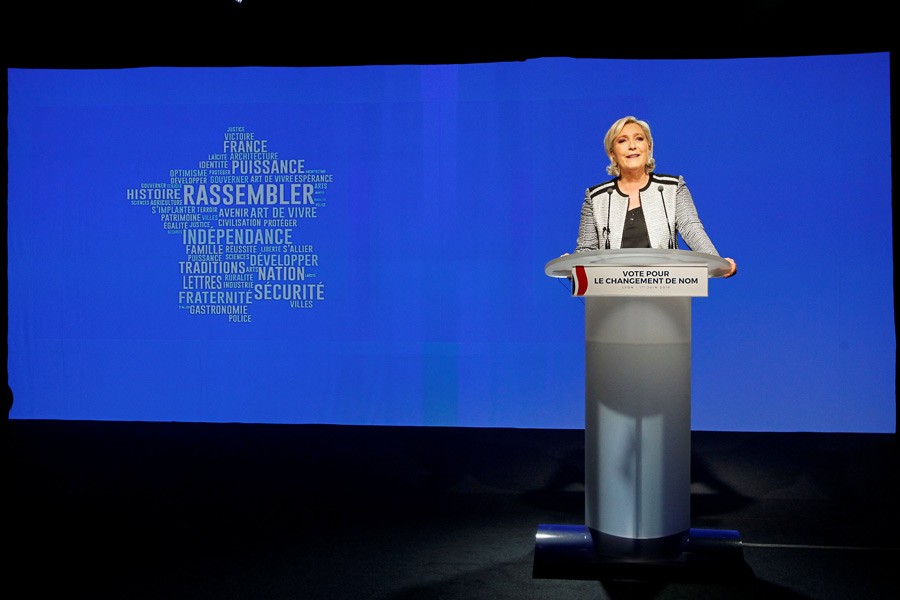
[{"xmin": 545, "ymin": 248, "xmax": 733, "ymax": 279}]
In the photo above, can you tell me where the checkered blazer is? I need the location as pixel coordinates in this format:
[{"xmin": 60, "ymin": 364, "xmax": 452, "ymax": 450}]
[{"xmin": 574, "ymin": 173, "xmax": 720, "ymax": 256}]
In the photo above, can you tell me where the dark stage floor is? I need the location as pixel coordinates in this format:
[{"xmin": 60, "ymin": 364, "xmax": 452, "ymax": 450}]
[{"xmin": 4, "ymin": 420, "xmax": 897, "ymax": 599}]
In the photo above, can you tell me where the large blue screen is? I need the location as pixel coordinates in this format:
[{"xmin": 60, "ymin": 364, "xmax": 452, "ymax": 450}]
[{"xmin": 6, "ymin": 53, "xmax": 894, "ymax": 432}]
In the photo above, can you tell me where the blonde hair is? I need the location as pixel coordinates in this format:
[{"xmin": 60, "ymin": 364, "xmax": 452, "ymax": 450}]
[{"xmin": 604, "ymin": 115, "xmax": 656, "ymax": 176}]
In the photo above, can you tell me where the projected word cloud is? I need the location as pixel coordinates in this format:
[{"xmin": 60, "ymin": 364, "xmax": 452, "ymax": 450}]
[{"xmin": 126, "ymin": 127, "xmax": 332, "ymax": 322}]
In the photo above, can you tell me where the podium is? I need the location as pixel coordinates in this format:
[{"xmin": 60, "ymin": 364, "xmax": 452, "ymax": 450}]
[{"xmin": 533, "ymin": 249, "xmax": 749, "ymax": 583}]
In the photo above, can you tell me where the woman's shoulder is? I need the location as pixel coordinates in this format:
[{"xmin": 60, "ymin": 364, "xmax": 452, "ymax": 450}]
[
  {"xmin": 649, "ymin": 173, "xmax": 685, "ymax": 187},
  {"xmin": 587, "ymin": 178, "xmax": 617, "ymax": 198}
]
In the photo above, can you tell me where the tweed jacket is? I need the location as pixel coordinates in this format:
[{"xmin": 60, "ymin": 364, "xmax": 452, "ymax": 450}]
[{"xmin": 574, "ymin": 173, "xmax": 720, "ymax": 256}]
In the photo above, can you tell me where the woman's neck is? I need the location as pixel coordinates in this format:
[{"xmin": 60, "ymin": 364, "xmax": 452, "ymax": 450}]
[
  {"xmin": 618, "ymin": 169, "xmax": 648, "ymax": 209},
  {"xmin": 618, "ymin": 168, "xmax": 648, "ymax": 188}
]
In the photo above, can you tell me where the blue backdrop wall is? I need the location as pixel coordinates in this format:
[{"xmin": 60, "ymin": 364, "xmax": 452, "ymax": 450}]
[{"xmin": 6, "ymin": 52, "xmax": 894, "ymax": 432}]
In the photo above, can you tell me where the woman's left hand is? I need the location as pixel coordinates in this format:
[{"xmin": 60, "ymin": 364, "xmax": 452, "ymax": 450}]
[{"xmin": 723, "ymin": 257, "xmax": 737, "ymax": 278}]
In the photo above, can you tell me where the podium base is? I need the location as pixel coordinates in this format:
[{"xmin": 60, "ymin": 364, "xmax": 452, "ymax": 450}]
[{"xmin": 532, "ymin": 524, "xmax": 753, "ymax": 583}]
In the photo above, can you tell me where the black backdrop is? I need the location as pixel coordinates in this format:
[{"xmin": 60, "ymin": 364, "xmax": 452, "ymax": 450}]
[{"xmin": 6, "ymin": 0, "xmax": 897, "ymax": 68}]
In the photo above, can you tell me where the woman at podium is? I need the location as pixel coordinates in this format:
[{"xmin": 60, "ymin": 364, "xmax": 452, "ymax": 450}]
[{"xmin": 574, "ymin": 115, "xmax": 737, "ymax": 278}]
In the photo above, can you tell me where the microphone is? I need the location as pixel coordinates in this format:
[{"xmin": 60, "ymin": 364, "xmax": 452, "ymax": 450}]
[
  {"xmin": 603, "ymin": 189, "xmax": 612, "ymax": 249},
  {"xmin": 657, "ymin": 185, "xmax": 675, "ymax": 249}
]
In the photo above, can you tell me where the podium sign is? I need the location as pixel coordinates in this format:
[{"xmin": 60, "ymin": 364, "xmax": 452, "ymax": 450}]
[{"xmin": 571, "ymin": 265, "xmax": 708, "ymax": 297}]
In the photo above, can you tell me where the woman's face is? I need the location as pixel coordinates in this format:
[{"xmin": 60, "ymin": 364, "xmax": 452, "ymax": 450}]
[{"xmin": 611, "ymin": 122, "xmax": 649, "ymax": 174}]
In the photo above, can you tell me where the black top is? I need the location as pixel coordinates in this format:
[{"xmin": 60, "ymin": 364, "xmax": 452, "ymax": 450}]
[{"xmin": 621, "ymin": 205, "xmax": 651, "ymax": 248}]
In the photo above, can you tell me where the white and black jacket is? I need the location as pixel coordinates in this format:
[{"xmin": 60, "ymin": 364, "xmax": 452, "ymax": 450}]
[{"xmin": 574, "ymin": 173, "xmax": 720, "ymax": 256}]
